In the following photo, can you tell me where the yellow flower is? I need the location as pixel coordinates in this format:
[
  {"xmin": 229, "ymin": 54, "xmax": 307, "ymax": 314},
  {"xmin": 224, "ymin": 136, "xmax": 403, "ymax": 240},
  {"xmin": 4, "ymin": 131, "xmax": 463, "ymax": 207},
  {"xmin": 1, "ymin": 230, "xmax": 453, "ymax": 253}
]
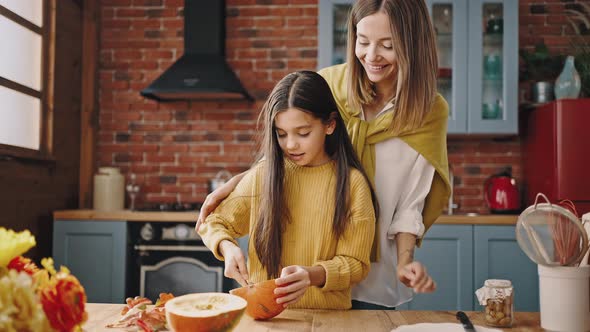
[
  {"xmin": 41, "ymin": 257, "xmax": 58, "ymax": 276},
  {"xmin": 0, "ymin": 228, "xmax": 36, "ymax": 267},
  {"xmin": 0, "ymin": 270, "xmax": 53, "ymax": 331}
]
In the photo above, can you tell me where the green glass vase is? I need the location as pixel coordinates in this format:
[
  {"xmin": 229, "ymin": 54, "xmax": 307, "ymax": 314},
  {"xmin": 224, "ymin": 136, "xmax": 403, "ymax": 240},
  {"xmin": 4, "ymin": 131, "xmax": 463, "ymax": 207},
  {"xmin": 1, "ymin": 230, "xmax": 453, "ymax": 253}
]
[{"xmin": 554, "ymin": 56, "xmax": 581, "ymax": 100}]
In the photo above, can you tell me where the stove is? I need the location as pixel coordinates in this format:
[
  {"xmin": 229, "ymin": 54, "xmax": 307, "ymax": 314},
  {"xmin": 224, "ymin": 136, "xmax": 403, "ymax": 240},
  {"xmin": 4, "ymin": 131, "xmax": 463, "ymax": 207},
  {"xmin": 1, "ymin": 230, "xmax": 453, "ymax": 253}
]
[{"xmin": 126, "ymin": 201, "xmax": 234, "ymax": 301}]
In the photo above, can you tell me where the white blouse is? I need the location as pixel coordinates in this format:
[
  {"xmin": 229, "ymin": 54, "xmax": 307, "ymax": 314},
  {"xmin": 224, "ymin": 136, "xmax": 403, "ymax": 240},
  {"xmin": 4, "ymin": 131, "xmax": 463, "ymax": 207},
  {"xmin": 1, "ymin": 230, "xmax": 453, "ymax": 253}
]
[{"xmin": 351, "ymin": 102, "xmax": 435, "ymax": 307}]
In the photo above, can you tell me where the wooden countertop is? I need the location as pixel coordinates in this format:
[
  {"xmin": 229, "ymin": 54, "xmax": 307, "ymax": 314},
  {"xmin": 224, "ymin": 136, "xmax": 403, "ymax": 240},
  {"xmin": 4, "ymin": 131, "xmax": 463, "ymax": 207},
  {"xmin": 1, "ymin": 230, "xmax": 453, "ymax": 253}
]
[
  {"xmin": 54, "ymin": 209, "xmax": 518, "ymax": 225},
  {"xmin": 84, "ymin": 303, "xmax": 541, "ymax": 331},
  {"xmin": 54, "ymin": 209, "xmax": 199, "ymax": 222}
]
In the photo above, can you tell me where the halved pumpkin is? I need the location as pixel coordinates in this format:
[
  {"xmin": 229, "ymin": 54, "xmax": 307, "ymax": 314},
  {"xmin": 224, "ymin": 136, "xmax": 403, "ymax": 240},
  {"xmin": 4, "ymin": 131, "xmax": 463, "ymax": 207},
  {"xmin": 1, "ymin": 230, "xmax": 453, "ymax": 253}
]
[
  {"xmin": 229, "ymin": 279, "xmax": 285, "ymax": 320},
  {"xmin": 165, "ymin": 293, "xmax": 246, "ymax": 332}
]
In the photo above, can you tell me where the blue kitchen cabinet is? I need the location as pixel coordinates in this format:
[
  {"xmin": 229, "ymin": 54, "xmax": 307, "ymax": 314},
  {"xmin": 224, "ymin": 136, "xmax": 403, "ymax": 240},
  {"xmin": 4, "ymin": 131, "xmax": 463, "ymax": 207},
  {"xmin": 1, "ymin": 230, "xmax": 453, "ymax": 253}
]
[
  {"xmin": 398, "ymin": 224, "xmax": 538, "ymax": 311},
  {"xmin": 53, "ymin": 220, "xmax": 127, "ymax": 303},
  {"xmin": 397, "ymin": 225, "xmax": 474, "ymax": 310},
  {"xmin": 474, "ymin": 225, "xmax": 539, "ymax": 312}
]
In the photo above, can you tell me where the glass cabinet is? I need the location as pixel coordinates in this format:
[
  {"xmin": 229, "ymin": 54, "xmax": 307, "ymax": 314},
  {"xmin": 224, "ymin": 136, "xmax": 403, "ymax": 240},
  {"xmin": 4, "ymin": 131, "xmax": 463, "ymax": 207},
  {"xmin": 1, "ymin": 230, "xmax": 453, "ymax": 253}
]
[
  {"xmin": 318, "ymin": 0, "xmax": 519, "ymax": 135},
  {"xmin": 318, "ymin": 0, "xmax": 353, "ymax": 68},
  {"xmin": 429, "ymin": 0, "xmax": 468, "ymax": 133},
  {"xmin": 466, "ymin": 0, "xmax": 518, "ymax": 134}
]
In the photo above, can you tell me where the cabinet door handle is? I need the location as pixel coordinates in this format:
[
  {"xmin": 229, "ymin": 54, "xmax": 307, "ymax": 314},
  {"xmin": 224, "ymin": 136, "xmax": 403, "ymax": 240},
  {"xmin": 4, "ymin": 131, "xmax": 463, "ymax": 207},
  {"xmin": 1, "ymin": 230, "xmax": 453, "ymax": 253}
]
[{"xmin": 133, "ymin": 245, "xmax": 209, "ymax": 252}]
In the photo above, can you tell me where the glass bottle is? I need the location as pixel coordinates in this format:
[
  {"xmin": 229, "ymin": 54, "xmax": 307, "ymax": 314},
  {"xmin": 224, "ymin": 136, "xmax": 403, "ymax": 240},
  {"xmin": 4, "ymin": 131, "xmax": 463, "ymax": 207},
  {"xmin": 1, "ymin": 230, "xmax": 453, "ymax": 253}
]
[
  {"xmin": 475, "ymin": 279, "xmax": 514, "ymax": 327},
  {"xmin": 554, "ymin": 55, "xmax": 581, "ymax": 100}
]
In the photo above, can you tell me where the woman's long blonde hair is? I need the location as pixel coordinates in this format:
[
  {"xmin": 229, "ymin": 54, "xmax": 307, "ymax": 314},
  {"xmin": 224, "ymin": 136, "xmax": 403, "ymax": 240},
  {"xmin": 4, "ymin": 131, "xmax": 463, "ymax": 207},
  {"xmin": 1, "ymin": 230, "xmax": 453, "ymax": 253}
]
[{"xmin": 346, "ymin": 0, "xmax": 438, "ymax": 132}]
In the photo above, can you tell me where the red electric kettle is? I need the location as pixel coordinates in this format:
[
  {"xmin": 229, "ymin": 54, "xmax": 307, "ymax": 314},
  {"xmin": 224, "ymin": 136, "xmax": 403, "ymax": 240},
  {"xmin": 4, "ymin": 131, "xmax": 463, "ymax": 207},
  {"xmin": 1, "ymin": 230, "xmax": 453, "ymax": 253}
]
[{"xmin": 484, "ymin": 168, "xmax": 521, "ymax": 214}]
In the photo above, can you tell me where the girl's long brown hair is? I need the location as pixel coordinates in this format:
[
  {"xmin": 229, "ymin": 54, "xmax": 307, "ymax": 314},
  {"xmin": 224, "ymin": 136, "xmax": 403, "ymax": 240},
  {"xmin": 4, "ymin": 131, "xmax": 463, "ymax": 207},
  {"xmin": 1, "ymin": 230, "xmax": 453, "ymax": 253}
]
[
  {"xmin": 255, "ymin": 71, "xmax": 378, "ymax": 278},
  {"xmin": 346, "ymin": 0, "xmax": 438, "ymax": 132}
]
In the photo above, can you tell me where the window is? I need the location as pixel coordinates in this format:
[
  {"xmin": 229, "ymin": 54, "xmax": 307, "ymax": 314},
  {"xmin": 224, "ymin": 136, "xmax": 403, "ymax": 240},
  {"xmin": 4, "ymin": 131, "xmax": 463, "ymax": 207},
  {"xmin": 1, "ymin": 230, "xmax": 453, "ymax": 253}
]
[{"xmin": 0, "ymin": 0, "xmax": 54, "ymax": 160}]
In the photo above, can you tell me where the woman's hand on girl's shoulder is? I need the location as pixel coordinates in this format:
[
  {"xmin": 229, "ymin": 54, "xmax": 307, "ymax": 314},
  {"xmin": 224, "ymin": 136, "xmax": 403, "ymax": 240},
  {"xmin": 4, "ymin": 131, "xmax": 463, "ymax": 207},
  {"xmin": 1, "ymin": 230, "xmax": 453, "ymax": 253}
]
[
  {"xmin": 273, "ymin": 265, "xmax": 312, "ymax": 307},
  {"xmin": 397, "ymin": 261, "xmax": 437, "ymax": 293},
  {"xmin": 195, "ymin": 171, "xmax": 247, "ymax": 232},
  {"xmin": 195, "ymin": 186, "xmax": 232, "ymax": 232}
]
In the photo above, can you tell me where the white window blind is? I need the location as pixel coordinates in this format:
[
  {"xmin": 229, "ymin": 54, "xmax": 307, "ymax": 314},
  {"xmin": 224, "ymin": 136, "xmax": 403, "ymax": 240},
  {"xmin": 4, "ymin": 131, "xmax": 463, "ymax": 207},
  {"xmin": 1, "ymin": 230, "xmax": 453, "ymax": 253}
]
[
  {"xmin": 0, "ymin": 1, "xmax": 45, "ymax": 152},
  {"xmin": 0, "ymin": 0, "xmax": 43, "ymax": 27},
  {"xmin": 0, "ymin": 16, "xmax": 42, "ymax": 90},
  {"xmin": 0, "ymin": 86, "xmax": 41, "ymax": 150}
]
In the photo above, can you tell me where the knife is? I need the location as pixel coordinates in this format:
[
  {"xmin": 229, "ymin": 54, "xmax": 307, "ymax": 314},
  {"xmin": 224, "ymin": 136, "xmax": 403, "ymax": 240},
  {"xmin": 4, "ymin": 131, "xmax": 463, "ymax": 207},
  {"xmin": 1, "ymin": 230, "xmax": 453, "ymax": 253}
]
[{"xmin": 456, "ymin": 311, "xmax": 476, "ymax": 332}]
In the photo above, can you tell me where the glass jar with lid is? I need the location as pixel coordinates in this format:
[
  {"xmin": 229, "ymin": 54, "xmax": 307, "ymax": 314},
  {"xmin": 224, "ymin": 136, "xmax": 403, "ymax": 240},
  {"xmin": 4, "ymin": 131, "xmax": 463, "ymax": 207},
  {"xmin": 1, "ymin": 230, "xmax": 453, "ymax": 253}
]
[{"xmin": 475, "ymin": 279, "xmax": 514, "ymax": 327}]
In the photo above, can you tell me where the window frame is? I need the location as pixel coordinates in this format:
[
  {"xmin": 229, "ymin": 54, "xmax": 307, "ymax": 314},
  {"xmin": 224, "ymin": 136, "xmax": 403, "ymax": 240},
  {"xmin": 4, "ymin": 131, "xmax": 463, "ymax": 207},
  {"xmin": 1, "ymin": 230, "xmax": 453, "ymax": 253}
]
[{"xmin": 0, "ymin": 1, "xmax": 55, "ymax": 161}]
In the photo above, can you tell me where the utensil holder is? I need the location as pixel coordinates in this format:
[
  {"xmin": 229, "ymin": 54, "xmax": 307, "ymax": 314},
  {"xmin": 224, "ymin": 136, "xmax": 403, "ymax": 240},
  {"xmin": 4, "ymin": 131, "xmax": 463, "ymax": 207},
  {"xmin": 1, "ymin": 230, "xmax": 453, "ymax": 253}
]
[{"xmin": 538, "ymin": 265, "xmax": 590, "ymax": 332}]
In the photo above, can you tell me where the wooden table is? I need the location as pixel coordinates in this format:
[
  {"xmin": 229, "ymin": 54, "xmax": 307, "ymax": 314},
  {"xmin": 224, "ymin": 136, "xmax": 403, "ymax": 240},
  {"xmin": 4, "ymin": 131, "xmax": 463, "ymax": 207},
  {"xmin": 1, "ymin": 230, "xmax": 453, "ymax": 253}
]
[{"xmin": 84, "ymin": 303, "xmax": 542, "ymax": 331}]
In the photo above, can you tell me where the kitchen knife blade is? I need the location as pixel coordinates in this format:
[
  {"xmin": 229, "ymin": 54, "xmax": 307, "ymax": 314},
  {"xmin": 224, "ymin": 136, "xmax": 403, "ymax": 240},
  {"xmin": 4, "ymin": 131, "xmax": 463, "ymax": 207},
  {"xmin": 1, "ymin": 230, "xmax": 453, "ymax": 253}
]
[{"xmin": 456, "ymin": 311, "xmax": 476, "ymax": 332}]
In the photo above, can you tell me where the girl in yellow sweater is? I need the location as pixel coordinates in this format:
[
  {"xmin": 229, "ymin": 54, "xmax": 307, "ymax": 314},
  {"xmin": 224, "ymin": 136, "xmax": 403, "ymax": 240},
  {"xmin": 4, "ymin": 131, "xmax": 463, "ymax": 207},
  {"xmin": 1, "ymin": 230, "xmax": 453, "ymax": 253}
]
[{"xmin": 198, "ymin": 71, "xmax": 377, "ymax": 309}]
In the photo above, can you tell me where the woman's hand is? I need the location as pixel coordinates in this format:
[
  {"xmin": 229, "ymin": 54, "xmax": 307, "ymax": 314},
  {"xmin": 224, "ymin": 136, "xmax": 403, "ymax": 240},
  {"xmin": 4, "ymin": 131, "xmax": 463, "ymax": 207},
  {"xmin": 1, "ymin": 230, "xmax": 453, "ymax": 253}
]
[
  {"xmin": 273, "ymin": 265, "xmax": 312, "ymax": 307},
  {"xmin": 397, "ymin": 261, "xmax": 437, "ymax": 293},
  {"xmin": 218, "ymin": 240, "xmax": 249, "ymax": 286},
  {"xmin": 195, "ymin": 172, "xmax": 245, "ymax": 232}
]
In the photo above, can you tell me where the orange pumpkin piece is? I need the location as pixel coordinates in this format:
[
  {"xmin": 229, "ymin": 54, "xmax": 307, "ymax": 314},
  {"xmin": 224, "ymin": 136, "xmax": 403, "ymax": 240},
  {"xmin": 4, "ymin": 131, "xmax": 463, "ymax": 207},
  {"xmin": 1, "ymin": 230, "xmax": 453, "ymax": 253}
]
[
  {"xmin": 229, "ymin": 279, "xmax": 285, "ymax": 320},
  {"xmin": 165, "ymin": 293, "xmax": 246, "ymax": 332},
  {"xmin": 121, "ymin": 296, "xmax": 152, "ymax": 315},
  {"xmin": 155, "ymin": 292, "xmax": 174, "ymax": 307}
]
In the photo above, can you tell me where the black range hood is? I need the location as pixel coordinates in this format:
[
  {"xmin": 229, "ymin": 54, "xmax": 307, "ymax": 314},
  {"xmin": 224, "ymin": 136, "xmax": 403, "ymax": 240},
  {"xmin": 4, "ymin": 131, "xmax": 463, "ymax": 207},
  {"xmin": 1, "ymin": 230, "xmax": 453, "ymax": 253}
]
[{"xmin": 141, "ymin": 0, "xmax": 252, "ymax": 102}]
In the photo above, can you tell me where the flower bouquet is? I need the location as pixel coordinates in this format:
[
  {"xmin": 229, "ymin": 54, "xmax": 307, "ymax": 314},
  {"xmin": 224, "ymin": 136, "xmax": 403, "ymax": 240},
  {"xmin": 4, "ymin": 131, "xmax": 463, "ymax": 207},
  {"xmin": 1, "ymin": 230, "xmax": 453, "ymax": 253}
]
[{"xmin": 0, "ymin": 227, "xmax": 88, "ymax": 332}]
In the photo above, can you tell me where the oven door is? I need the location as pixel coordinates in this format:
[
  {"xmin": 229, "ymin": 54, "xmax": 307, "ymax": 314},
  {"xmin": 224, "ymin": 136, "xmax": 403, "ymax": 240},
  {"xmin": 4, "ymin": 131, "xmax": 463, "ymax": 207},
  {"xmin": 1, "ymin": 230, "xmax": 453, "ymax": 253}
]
[{"xmin": 129, "ymin": 244, "xmax": 233, "ymax": 301}]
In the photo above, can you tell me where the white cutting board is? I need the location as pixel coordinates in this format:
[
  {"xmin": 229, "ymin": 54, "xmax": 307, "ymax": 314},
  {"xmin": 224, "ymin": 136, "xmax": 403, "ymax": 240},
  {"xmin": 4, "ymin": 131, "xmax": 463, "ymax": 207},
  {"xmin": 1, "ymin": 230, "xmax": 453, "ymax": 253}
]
[{"xmin": 392, "ymin": 323, "xmax": 501, "ymax": 332}]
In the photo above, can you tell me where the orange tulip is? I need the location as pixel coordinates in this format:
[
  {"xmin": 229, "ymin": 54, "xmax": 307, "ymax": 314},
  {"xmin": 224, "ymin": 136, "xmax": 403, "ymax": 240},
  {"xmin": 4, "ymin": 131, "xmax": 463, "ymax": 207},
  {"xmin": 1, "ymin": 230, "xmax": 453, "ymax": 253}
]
[{"xmin": 40, "ymin": 273, "xmax": 88, "ymax": 332}]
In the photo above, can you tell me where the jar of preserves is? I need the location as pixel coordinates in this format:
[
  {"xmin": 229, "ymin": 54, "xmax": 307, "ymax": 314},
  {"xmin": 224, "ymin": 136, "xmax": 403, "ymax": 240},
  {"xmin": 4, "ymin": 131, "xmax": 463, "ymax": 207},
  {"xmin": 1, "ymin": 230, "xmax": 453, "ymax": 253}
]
[{"xmin": 475, "ymin": 279, "xmax": 514, "ymax": 327}]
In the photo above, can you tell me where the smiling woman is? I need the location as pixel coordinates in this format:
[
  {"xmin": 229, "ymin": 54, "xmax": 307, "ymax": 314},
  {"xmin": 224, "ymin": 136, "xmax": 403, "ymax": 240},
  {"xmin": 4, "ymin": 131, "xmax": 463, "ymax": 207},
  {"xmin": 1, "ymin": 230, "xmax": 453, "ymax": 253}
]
[
  {"xmin": 354, "ymin": 11, "xmax": 398, "ymax": 109},
  {"xmin": 0, "ymin": 0, "xmax": 54, "ymax": 160}
]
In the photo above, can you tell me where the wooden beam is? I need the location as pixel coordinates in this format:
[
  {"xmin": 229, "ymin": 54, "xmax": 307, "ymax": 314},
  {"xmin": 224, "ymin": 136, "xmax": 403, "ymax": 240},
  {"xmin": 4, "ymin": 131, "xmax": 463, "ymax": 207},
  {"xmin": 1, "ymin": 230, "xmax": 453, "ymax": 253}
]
[
  {"xmin": 79, "ymin": 0, "xmax": 99, "ymax": 208},
  {"xmin": 42, "ymin": 0, "xmax": 56, "ymax": 157}
]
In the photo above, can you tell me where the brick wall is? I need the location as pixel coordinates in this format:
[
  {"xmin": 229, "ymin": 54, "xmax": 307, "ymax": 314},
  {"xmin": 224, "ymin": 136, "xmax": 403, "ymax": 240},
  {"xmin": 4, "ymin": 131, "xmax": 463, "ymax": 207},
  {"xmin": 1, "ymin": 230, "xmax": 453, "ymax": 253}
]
[
  {"xmin": 520, "ymin": 0, "xmax": 589, "ymax": 54},
  {"xmin": 97, "ymin": 0, "xmax": 587, "ymax": 213}
]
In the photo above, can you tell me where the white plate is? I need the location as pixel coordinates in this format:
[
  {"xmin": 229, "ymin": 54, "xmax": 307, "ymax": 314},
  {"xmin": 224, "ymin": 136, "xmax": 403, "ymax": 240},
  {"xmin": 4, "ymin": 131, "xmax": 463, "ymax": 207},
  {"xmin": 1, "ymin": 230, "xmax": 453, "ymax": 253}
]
[{"xmin": 392, "ymin": 323, "xmax": 502, "ymax": 332}]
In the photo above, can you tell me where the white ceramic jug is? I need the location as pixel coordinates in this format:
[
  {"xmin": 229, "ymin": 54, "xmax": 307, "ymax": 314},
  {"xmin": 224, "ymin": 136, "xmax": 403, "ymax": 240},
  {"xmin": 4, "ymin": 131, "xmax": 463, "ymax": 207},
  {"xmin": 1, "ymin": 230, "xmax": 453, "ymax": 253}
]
[{"xmin": 93, "ymin": 167, "xmax": 125, "ymax": 211}]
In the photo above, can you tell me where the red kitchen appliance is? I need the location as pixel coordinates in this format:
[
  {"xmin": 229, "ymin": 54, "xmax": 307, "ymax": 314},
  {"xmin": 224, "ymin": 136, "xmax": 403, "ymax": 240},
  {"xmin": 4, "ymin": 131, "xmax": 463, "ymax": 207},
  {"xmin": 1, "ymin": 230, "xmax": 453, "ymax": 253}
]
[
  {"xmin": 484, "ymin": 168, "xmax": 521, "ymax": 213},
  {"xmin": 522, "ymin": 99, "xmax": 590, "ymax": 215}
]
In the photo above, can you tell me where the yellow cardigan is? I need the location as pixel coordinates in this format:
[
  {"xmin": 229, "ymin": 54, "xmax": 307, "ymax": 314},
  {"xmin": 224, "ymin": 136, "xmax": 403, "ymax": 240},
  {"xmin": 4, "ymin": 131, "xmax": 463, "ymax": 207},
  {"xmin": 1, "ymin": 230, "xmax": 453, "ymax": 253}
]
[
  {"xmin": 319, "ymin": 64, "xmax": 451, "ymax": 250},
  {"xmin": 198, "ymin": 159, "xmax": 376, "ymax": 309}
]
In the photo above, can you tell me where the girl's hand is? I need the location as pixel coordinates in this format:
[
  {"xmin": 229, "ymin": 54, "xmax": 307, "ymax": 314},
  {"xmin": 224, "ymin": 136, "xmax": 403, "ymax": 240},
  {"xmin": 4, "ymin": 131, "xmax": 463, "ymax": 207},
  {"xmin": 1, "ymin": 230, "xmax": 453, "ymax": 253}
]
[
  {"xmin": 273, "ymin": 265, "xmax": 312, "ymax": 307},
  {"xmin": 219, "ymin": 240, "xmax": 249, "ymax": 286},
  {"xmin": 397, "ymin": 261, "xmax": 437, "ymax": 293}
]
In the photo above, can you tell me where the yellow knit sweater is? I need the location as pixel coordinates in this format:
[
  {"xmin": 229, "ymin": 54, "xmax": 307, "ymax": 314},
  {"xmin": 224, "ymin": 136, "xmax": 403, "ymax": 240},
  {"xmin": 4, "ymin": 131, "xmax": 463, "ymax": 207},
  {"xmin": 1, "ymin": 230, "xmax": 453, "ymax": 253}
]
[{"xmin": 198, "ymin": 158, "xmax": 376, "ymax": 309}]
